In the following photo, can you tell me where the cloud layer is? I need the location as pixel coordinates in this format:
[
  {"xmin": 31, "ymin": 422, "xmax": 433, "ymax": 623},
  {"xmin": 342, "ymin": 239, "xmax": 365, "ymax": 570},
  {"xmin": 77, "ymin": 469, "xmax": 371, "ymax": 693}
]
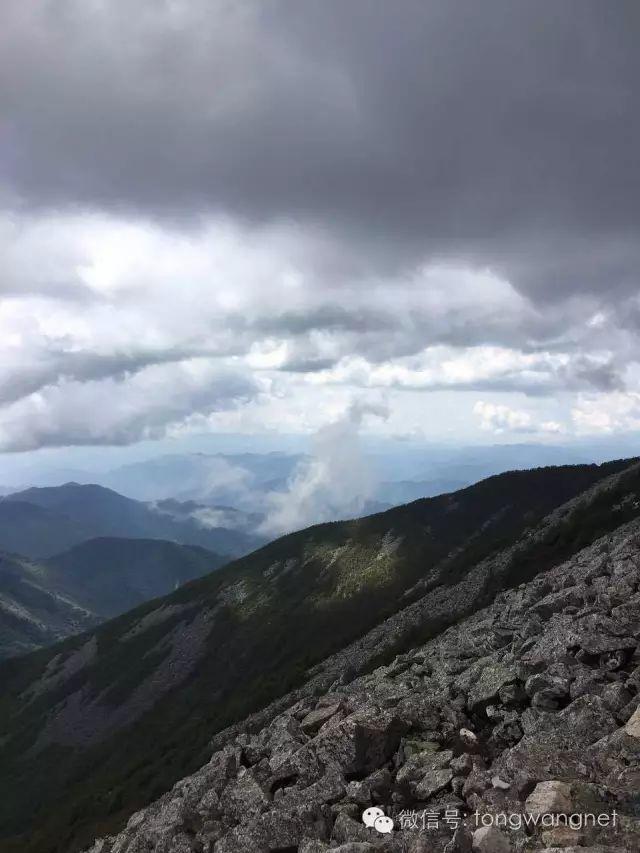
[
  {"xmin": 259, "ymin": 401, "xmax": 389, "ymax": 535},
  {"xmin": 1, "ymin": 1, "xmax": 640, "ymax": 449}
]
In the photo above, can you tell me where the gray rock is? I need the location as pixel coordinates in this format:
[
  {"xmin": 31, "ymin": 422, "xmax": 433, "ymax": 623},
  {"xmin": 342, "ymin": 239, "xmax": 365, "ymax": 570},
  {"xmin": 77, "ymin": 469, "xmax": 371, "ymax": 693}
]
[
  {"xmin": 301, "ymin": 701, "xmax": 343, "ymax": 734},
  {"xmin": 450, "ymin": 753, "xmax": 474, "ymax": 776},
  {"xmin": 624, "ymin": 704, "xmax": 640, "ymax": 738},
  {"xmin": 537, "ymin": 848, "xmax": 627, "ymax": 852},
  {"xmin": 525, "ymin": 780, "xmax": 573, "ymax": 816},
  {"xmin": 471, "ymin": 825, "xmax": 512, "ymax": 853},
  {"xmin": 445, "ymin": 824, "xmax": 473, "ymax": 853},
  {"xmin": 468, "ymin": 664, "xmax": 518, "ymax": 712},
  {"xmin": 83, "ymin": 516, "xmax": 640, "ymax": 853},
  {"xmin": 414, "ymin": 767, "xmax": 454, "ymax": 799},
  {"xmin": 462, "ymin": 770, "xmax": 492, "ymax": 800},
  {"xmin": 578, "ymin": 635, "xmax": 637, "ymax": 656},
  {"xmin": 218, "ymin": 768, "xmax": 269, "ymax": 821},
  {"xmin": 525, "ymin": 672, "xmax": 570, "ymax": 699},
  {"xmin": 396, "ymin": 749, "xmax": 453, "ymax": 788},
  {"xmin": 313, "ymin": 709, "xmax": 406, "ymax": 776},
  {"xmin": 331, "ymin": 812, "xmax": 375, "ymax": 844},
  {"xmin": 214, "ymin": 809, "xmax": 319, "ymax": 852}
]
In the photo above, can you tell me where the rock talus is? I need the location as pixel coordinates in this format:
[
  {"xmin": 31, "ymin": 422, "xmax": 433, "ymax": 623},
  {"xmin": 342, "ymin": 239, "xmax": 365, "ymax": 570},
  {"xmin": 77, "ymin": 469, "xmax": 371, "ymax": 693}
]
[{"xmin": 86, "ymin": 522, "xmax": 640, "ymax": 852}]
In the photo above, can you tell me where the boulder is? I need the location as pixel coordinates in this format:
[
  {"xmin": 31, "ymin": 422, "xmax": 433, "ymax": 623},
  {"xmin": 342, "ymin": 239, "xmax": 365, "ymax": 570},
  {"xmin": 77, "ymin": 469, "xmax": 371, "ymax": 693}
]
[
  {"xmin": 537, "ymin": 848, "xmax": 627, "ymax": 853},
  {"xmin": 577, "ymin": 635, "xmax": 637, "ymax": 656},
  {"xmin": 331, "ymin": 812, "xmax": 375, "ymax": 844},
  {"xmin": 557, "ymin": 695, "xmax": 618, "ymax": 746},
  {"xmin": 396, "ymin": 749, "xmax": 453, "ymax": 787},
  {"xmin": 218, "ymin": 768, "xmax": 269, "ymax": 822},
  {"xmin": 525, "ymin": 781, "xmax": 572, "ymax": 816},
  {"xmin": 445, "ymin": 824, "xmax": 473, "ymax": 853},
  {"xmin": 462, "ymin": 770, "xmax": 492, "ymax": 800},
  {"xmin": 450, "ymin": 753, "xmax": 474, "ymax": 776},
  {"xmin": 471, "ymin": 825, "xmax": 512, "ymax": 853},
  {"xmin": 468, "ymin": 664, "xmax": 518, "ymax": 712},
  {"xmin": 624, "ymin": 705, "xmax": 640, "ymax": 738},
  {"xmin": 524, "ymin": 673, "xmax": 570, "ymax": 700},
  {"xmin": 301, "ymin": 701, "xmax": 343, "ymax": 734},
  {"xmin": 541, "ymin": 826, "xmax": 584, "ymax": 847},
  {"xmin": 313, "ymin": 709, "xmax": 406, "ymax": 776},
  {"xmin": 414, "ymin": 767, "xmax": 454, "ymax": 799}
]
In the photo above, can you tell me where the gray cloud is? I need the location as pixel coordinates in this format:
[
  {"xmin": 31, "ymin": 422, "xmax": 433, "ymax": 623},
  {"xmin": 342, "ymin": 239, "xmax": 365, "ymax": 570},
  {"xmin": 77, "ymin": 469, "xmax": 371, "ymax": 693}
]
[
  {"xmin": 1, "ymin": 1, "xmax": 639, "ymax": 449},
  {"xmin": 0, "ymin": 361, "xmax": 258, "ymax": 452},
  {"xmin": 0, "ymin": 347, "xmax": 206, "ymax": 406},
  {"xmin": 2, "ymin": 0, "xmax": 639, "ymax": 303}
]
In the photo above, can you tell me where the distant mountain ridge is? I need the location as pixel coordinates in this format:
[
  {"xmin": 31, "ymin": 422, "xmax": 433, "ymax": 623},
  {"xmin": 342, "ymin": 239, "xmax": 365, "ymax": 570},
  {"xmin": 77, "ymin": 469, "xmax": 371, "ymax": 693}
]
[
  {"xmin": 0, "ymin": 500, "xmax": 88, "ymax": 559},
  {"xmin": 0, "ymin": 483, "xmax": 263, "ymax": 559},
  {"xmin": 45, "ymin": 537, "xmax": 223, "ymax": 618},
  {"xmin": 100, "ymin": 451, "xmax": 302, "ymax": 504},
  {"xmin": 0, "ymin": 537, "xmax": 223, "ymax": 660},
  {"xmin": 0, "ymin": 458, "xmax": 638, "ymax": 852}
]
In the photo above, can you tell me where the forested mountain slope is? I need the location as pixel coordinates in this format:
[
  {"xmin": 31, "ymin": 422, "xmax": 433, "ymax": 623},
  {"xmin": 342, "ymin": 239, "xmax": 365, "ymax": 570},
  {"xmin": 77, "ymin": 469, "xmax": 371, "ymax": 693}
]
[
  {"xmin": 0, "ymin": 552, "xmax": 100, "ymax": 660},
  {"xmin": 89, "ymin": 515, "xmax": 640, "ymax": 853},
  {"xmin": 0, "ymin": 539, "xmax": 222, "ymax": 660},
  {"xmin": 0, "ymin": 458, "xmax": 638, "ymax": 852}
]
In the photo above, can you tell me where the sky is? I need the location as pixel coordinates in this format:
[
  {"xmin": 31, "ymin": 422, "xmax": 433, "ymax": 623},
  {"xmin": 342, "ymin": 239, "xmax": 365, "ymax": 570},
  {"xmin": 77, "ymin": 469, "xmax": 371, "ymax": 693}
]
[{"xmin": 1, "ymin": 0, "xmax": 640, "ymax": 465}]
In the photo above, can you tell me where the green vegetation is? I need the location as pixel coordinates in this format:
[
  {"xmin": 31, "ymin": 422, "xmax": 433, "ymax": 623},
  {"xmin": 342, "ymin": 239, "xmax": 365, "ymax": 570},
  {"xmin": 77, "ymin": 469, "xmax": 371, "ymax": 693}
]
[
  {"xmin": 0, "ymin": 538, "xmax": 223, "ymax": 660},
  {"xmin": 46, "ymin": 537, "xmax": 223, "ymax": 618},
  {"xmin": 0, "ymin": 459, "xmax": 637, "ymax": 853}
]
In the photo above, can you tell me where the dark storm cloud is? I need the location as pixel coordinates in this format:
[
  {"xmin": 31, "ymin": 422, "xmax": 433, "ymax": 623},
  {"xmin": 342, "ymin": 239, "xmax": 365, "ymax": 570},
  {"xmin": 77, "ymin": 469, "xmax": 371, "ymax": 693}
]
[
  {"xmin": 567, "ymin": 357, "xmax": 624, "ymax": 393},
  {"xmin": 1, "ymin": 0, "xmax": 639, "ymax": 302},
  {"xmin": 252, "ymin": 306, "xmax": 394, "ymax": 337},
  {"xmin": 1, "ymin": 0, "xmax": 640, "ymax": 454}
]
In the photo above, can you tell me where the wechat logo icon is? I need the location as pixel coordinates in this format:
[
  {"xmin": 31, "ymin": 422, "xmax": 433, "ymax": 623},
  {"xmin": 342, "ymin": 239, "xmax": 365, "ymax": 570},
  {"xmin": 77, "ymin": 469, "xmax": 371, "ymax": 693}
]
[{"xmin": 362, "ymin": 806, "xmax": 394, "ymax": 834}]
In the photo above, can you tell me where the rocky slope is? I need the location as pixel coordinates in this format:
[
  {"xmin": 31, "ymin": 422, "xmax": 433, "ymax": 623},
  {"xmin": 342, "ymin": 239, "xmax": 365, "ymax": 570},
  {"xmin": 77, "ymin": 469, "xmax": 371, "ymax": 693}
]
[
  {"xmin": 86, "ymin": 518, "xmax": 640, "ymax": 853},
  {"xmin": 0, "ymin": 459, "xmax": 638, "ymax": 852}
]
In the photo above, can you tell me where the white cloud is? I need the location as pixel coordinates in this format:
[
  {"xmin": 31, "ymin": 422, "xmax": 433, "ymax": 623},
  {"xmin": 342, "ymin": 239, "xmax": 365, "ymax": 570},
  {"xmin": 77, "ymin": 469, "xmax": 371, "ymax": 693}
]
[
  {"xmin": 473, "ymin": 400, "xmax": 566, "ymax": 436},
  {"xmin": 474, "ymin": 401, "xmax": 532, "ymax": 433},
  {"xmin": 307, "ymin": 346, "xmax": 592, "ymax": 394},
  {"xmin": 0, "ymin": 209, "xmax": 634, "ymax": 451},
  {"xmin": 539, "ymin": 420, "xmax": 565, "ymax": 434},
  {"xmin": 258, "ymin": 400, "xmax": 389, "ymax": 536},
  {"xmin": 0, "ymin": 359, "xmax": 257, "ymax": 452},
  {"xmin": 572, "ymin": 392, "xmax": 640, "ymax": 434}
]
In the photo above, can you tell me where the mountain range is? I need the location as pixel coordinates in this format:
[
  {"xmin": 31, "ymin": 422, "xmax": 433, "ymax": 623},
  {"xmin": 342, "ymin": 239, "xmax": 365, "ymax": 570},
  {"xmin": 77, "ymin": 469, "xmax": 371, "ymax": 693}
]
[
  {"xmin": 101, "ymin": 452, "xmax": 302, "ymax": 504},
  {"xmin": 1, "ymin": 457, "xmax": 638, "ymax": 852},
  {"xmin": 5, "ymin": 443, "xmax": 618, "ymax": 518},
  {"xmin": 0, "ymin": 483, "xmax": 263, "ymax": 559}
]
